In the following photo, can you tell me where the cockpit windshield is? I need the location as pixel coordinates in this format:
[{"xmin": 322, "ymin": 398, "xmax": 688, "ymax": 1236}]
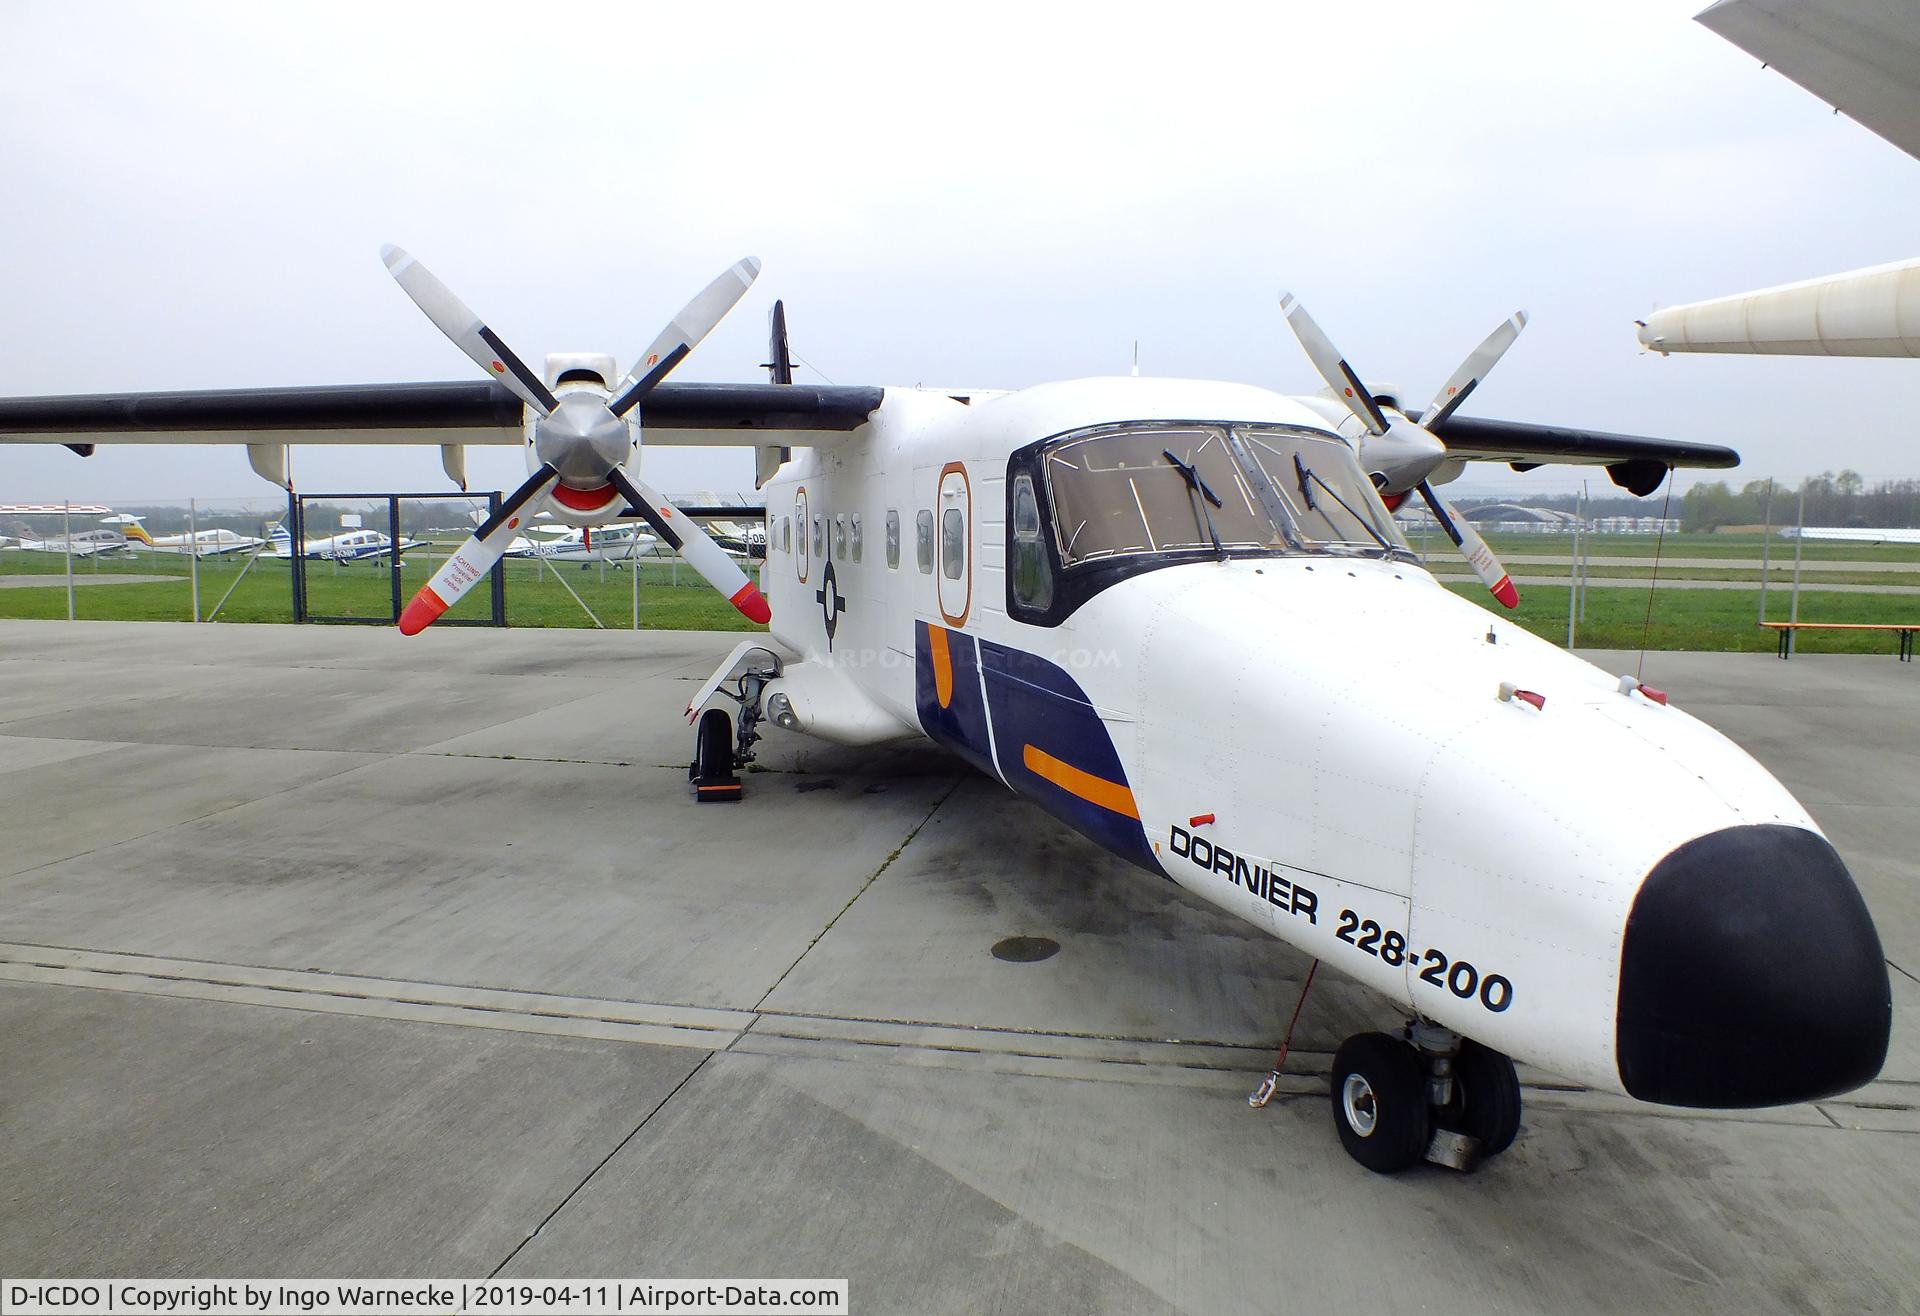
[{"xmin": 1042, "ymin": 423, "xmax": 1409, "ymax": 567}]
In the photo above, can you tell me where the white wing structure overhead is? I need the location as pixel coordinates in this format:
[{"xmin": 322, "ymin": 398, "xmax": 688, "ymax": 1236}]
[
  {"xmin": 1699, "ymin": 0, "xmax": 1920, "ymax": 161},
  {"xmin": 1642, "ymin": 1, "xmax": 1920, "ymax": 359}
]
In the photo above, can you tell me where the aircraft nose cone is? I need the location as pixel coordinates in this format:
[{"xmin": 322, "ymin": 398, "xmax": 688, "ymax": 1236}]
[{"xmin": 1616, "ymin": 825, "xmax": 1890, "ymax": 1107}]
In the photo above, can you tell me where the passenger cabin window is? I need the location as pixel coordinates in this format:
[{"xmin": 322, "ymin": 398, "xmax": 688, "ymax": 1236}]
[
  {"xmin": 885, "ymin": 510, "xmax": 900, "ymax": 569},
  {"xmin": 812, "ymin": 515, "xmax": 824, "ymax": 557},
  {"xmin": 915, "ymin": 510, "xmax": 934, "ymax": 574},
  {"xmin": 1011, "ymin": 472, "xmax": 1053, "ymax": 609},
  {"xmin": 851, "ymin": 513, "xmax": 864, "ymax": 563},
  {"xmin": 941, "ymin": 508, "xmax": 965, "ymax": 579},
  {"xmin": 833, "ymin": 514, "xmax": 847, "ymax": 560},
  {"xmin": 780, "ymin": 516, "xmax": 791, "ymax": 554}
]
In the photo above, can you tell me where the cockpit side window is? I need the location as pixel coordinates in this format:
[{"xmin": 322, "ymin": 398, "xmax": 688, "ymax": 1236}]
[{"xmin": 1010, "ymin": 471, "xmax": 1053, "ymax": 610}]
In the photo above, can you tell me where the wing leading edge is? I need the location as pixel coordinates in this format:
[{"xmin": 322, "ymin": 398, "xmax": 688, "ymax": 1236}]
[
  {"xmin": 0, "ymin": 380, "xmax": 883, "ymax": 448},
  {"xmin": 1412, "ymin": 412, "xmax": 1739, "ymax": 495}
]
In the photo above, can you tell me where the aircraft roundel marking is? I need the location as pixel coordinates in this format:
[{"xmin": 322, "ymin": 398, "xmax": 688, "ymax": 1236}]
[
  {"xmin": 814, "ymin": 559, "xmax": 848, "ymax": 649},
  {"xmin": 928, "ymin": 623, "xmax": 954, "ymax": 709}
]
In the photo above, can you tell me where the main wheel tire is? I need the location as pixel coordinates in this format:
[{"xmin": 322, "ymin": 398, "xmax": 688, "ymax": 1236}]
[
  {"xmin": 1330, "ymin": 1032, "xmax": 1431, "ymax": 1174},
  {"xmin": 690, "ymin": 708, "xmax": 741, "ymax": 801},
  {"xmin": 1440, "ymin": 1039, "xmax": 1522, "ymax": 1157}
]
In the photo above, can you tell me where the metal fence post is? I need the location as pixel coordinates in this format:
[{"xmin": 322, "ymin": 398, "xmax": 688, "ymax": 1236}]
[
  {"xmin": 63, "ymin": 500, "xmax": 74, "ymax": 621},
  {"xmin": 388, "ymin": 496, "xmax": 403, "ymax": 624},
  {"xmin": 488, "ymin": 491, "xmax": 506, "ymax": 626},
  {"xmin": 1758, "ymin": 478, "xmax": 1773, "ymax": 623},
  {"xmin": 289, "ymin": 490, "xmax": 308, "ymax": 623},
  {"xmin": 187, "ymin": 499, "xmax": 201, "ymax": 622},
  {"xmin": 1789, "ymin": 487, "xmax": 1806, "ymax": 654}
]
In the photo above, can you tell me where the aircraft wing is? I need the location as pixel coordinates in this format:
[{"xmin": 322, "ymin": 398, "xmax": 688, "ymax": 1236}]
[
  {"xmin": 1698, "ymin": 0, "xmax": 1920, "ymax": 162},
  {"xmin": 1411, "ymin": 413, "xmax": 1740, "ymax": 494},
  {"xmin": 0, "ymin": 380, "xmax": 883, "ymax": 449}
]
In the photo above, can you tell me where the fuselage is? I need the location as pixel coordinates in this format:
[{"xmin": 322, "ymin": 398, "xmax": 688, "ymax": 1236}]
[{"xmin": 749, "ymin": 376, "xmax": 1891, "ymax": 1108}]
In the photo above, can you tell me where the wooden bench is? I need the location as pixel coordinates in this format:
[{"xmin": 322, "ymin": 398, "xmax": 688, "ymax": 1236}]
[{"xmin": 1759, "ymin": 621, "xmax": 1918, "ymax": 661}]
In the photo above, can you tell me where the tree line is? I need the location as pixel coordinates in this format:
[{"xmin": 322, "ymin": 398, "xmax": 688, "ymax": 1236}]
[{"xmin": 1679, "ymin": 473, "xmax": 1920, "ymax": 532}]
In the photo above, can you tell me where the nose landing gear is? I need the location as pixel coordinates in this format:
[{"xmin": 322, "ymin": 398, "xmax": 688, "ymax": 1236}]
[{"xmin": 1328, "ymin": 1023, "xmax": 1520, "ymax": 1174}]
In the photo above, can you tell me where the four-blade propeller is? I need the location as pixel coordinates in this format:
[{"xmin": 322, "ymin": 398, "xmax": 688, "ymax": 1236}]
[
  {"xmin": 1277, "ymin": 293, "xmax": 1525, "ymax": 609},
  {"xmin": 381, "ymin": 247, "xmax": 770, "ymax": 634}
]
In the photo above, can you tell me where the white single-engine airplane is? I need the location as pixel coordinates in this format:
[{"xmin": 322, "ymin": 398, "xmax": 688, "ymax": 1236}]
[
  {"xmin": 113, "ymin": 518, "xmax": 266, "ymax": 557},
  {"xmin": 266, "ymin": 523, "xmax": 425, "ymax": 562},
  {"xmin": 0, "ymin": 251, "xmax": 1889, "ymax": 1174}
]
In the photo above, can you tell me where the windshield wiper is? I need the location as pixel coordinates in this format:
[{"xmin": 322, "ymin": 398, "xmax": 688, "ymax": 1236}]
[
  {"xmin": 1163, "ymin": 448, "xmax": 1227, "ymax": 560},
  {"xmin": 1291, "ymin": 456, "xmax": 1411, "ymax": 559}
]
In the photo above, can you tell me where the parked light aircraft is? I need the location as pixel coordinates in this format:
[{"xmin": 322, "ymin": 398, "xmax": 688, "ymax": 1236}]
[
  {"xmin": 0, "ymin": 249, "xmax": 1888, "ymax": 1174},
  {"xmin": 10, "ymin": 527, "xmax": 126, "ymax": 556},
  {"xmin": 115, "ymin": 520, "xmax": 266, "ymax": 557},
  {"xmin": 508, "ymin": 521, "xmax": 659, "ymax": 564},
  {"xmin": 267, "ymin": 523, "xmax": 425, "ymax": 562}
]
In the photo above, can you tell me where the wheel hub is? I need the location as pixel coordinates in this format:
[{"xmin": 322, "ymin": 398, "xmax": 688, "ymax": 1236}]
[{"xmin": 1342, "ymin": 1072, "xmax": 1379, "ymax": 1137}]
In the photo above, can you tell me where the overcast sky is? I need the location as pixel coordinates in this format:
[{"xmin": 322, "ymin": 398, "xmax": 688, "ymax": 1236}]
[{"xmin": 4, "ymin": 0, "xmax": 1918, "ymax": 510}]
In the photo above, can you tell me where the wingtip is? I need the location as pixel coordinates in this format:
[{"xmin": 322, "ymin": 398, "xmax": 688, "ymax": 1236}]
[
  {"xmin": 380, "ymin": 243, "xmax": 409, "ymax": 272},
  {"xmin": 1492, "ymin": 577, "xmax": 1519, "ymax": 609}
]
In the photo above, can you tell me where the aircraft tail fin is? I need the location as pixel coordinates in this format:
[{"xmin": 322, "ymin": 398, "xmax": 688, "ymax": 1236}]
[{"xmin": 122, "ymin": 524, "xmax": 154, "ymax": 546}]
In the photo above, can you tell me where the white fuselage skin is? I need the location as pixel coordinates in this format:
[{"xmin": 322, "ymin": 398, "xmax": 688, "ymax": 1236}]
[{"xmin": 735, "ymin": 377, "xmax": 1877, "ymax": 1103}]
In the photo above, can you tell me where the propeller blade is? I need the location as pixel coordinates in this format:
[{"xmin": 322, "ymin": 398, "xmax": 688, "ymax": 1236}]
[
  {"xmin": 1416, "ymin": 480, "xmax": 1518, "ymax": 609},
  {"xmin": 381, "ymin": 245, "xmax": 557, "ymax": 417},
  {"xmin": 1422, "ymin": 311, "xmax": 1529, "ymax": 430},
  {"xmin": 607, "ymin": 257, "xmax": 762, "ymax": 418},
  {"xmin": 1278, "ymin": 291, "xmax": 1389, "ymax": 435},
  {"xmin": 605, "ymin": 467, "xmax": 770, "ymax": 623},
  {"xmin": 398, "ymin": 465, "xmax": 560, "ymax": 634}
]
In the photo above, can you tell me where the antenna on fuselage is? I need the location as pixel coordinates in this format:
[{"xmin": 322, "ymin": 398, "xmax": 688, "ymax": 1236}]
[{"xmin": 1131, "ymin": 340, "xmax": 1140, "ymax": 378}]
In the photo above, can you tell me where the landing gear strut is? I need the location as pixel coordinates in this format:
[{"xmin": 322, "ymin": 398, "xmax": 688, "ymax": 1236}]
[{"xmin": 1328, "ymin": 1022, "xmax": 1520, "ymax": 1174}]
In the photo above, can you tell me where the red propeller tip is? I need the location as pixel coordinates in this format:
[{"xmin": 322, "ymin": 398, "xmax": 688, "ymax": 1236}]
[
  {"xmin": 398, "ymin": 586, "xmax": 450, "ymax": 636},
  {"xmin": 730, "ymin": 581, "xmax": 771, "ymax": 625},
  {"xmin": 1491, "ymin": 576, "xmax": 1519, "ymax": 609}
]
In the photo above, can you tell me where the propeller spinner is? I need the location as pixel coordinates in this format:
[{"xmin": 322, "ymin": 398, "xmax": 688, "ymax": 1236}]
[
  {"xmin": 380, "ymin": 247, "xmax": 770, "ymax": 634},
  {"xmin": 1277, "ymin": 293, "xmax": 1525, "ymax": 610}
]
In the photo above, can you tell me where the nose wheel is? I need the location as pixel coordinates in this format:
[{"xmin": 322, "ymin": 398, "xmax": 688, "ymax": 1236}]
[
  {"xmin": 1328, "ymin": 1025, "xmax": 1520, "ymax": 1173},
  {"xmin": 689, "ymin": 707, "xmax": 742, "ymax": 802}
]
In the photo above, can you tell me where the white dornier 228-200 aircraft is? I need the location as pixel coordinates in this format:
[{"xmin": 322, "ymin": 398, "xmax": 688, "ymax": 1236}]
[{"xmin": 0, "ymin": 251, "xmax": 1890, "ymax": 1174}]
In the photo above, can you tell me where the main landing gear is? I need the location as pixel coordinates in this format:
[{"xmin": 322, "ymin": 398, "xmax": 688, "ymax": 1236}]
[{"xmin": 1329, "ymin": 1021, "xmax": 1521, "ymax": 1174}]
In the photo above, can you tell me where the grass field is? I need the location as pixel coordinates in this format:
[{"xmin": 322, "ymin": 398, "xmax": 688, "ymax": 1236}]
[
  {"xmin": 3, "ymin": 536, "xmax": 1917, "ymax": 654},
  {"xmin": 0, "ymin": 548, "xmax": 760, "ymax": 631}
]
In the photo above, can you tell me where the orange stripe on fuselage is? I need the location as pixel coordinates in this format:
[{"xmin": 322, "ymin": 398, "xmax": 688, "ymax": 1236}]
[
  {"xmin": 1021, "ymin": 743, "xmax": 1139, "ymax": 820},
  {"xmin": 928, "ymin": 623, "xmax": 954, "ymax": 709}
]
